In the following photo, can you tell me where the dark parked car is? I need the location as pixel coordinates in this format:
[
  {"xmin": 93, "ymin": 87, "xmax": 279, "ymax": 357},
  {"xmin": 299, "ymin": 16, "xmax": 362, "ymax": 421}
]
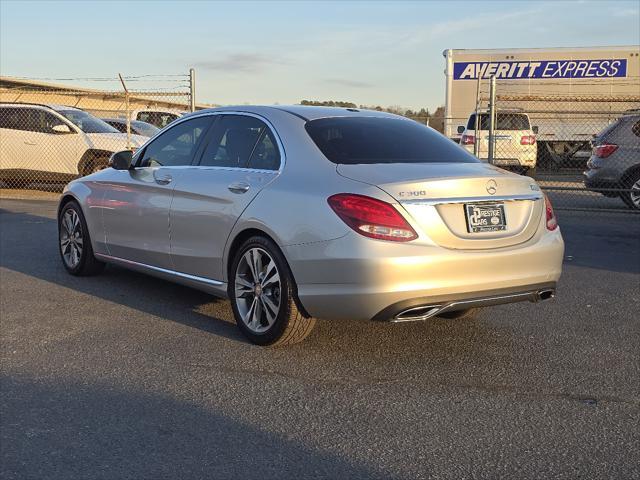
[
  {"xmin": 584, "ymin": 112, "xmax": 640, "ymax": 210},
  {"xmin": 102, "ymin": 118, "xmax": 160, "ymax": 138}
]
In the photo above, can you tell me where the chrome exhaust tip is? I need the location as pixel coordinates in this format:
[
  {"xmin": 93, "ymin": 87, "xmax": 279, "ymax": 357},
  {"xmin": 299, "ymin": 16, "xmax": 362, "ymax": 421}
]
[
  {"xmin": 537, "ymin": 289, "xmax": 555, "ymax": 301},
  {"xmin": 392, "ymin": 305, "xmax": 443, "ymax": 323}
]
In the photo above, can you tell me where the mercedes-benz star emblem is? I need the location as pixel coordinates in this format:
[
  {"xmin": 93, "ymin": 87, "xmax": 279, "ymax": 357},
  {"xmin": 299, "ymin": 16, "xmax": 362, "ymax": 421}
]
[{"xmin": 486, "ymin": 179, "xmax": 497, "ymax": 195}]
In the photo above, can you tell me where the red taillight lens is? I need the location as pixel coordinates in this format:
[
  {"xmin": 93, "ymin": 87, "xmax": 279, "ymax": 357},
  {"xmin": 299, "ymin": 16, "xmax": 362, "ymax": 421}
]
[
  {"xmin": 461, "ymin": 134, "xmax": 475, "ymax": 145},
  {"xmin": 520, "ymin": 135, "xmax": 536, "ymax": 145},
  {"xmin": 594, "ymin": 143, "xmax": 618, "ymax": 158},
  {"xmin": 327, "ymin": 194, "xmax": 418, "ymax": 242},
  {"xmin": 544, "ymin": 193, "xmax": 558, "ymax": 231}
]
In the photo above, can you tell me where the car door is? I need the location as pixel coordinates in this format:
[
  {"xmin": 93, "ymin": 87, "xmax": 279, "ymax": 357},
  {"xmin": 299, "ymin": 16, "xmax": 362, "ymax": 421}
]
[
  {"xmin": 102, "ymin": 114, "xmax": 213, "ymax": 269},
  {"xmin": 169, "ymin": 113, "xmax": 283, "ymax": 281}
]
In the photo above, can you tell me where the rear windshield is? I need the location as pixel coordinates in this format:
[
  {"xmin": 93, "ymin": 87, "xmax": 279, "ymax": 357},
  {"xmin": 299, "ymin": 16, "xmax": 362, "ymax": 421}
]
[
  {"xmin": 466, "ymin": 113, "xmax": 530, "ymax": 131},
  {"xmin": 305, "ymin": 117, "xmax": 478, "ymax": 165}
]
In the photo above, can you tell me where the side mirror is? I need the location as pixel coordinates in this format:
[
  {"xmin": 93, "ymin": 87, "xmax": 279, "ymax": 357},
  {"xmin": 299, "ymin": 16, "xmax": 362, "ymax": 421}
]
[
  {"xmin": 109, "ymin": 150, "xmax": 133, "ymax": 170},
  {"xmin": 52, "ymin": 124, "xmax": 72, "ymax": 134},
  {"xmin": 532, "ymin": 126, "xmax": 539, "ymax": 134},
  {"xmin": 457, "ymin": 125, "xmax": 465, "ymax": 134}
]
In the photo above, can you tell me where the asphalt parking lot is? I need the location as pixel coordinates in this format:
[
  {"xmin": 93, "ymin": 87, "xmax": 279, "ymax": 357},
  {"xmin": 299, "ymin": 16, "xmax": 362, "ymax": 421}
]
[{"xmin": 1, "ymin": 194, "xmax": 639, "ymax": 480}]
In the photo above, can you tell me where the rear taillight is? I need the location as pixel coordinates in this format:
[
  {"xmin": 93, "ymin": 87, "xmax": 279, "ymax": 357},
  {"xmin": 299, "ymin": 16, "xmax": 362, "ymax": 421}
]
[
  {"xmin": 544, "ymin": 193, "xmax": 558, "ymax": 231},
  {"xmin": 520, "ymin": 135, "xmax": 536, "ymax": 145},
  {"xmin": 461, "ymin": 134, "xmax": 475, "ymax": 145},
  {"xmin": 594, "ymin": 143, "xmax": 618, "ymax": 158},
  {"xmin": 327, "ymin": 194, "xmax": 418, "ymax": 242}
]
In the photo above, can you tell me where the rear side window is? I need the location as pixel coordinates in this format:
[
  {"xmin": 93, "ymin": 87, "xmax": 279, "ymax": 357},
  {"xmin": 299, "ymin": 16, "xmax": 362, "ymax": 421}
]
[
  {"xmin": 305, "ymin": 117, "xmax": 478, "ymax": 165},
  {"xmin": 0, "ymin": 107, "xmax": 63, "ymax": 132},
  {"xmin": 467, "ymin": 113, "xmax": 531, "ymax": 130},
  {"xmin": 199, "ymin": 115, "xmax": 278, "ymax": 169}
]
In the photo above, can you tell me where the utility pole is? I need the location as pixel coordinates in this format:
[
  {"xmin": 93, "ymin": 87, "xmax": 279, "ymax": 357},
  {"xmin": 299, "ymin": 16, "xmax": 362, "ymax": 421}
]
[{"xmin": 189, "ymin": 68, "xmax": 196, "ymax": 112}]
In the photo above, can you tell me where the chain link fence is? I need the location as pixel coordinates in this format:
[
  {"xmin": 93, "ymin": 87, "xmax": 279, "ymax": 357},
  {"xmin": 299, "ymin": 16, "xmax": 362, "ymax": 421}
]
[
  {"xmin": 0, "ymin": 74, "xmax": 194, "ymax": 190},
  {"xmin": 461, "ymin": 79, "xmax": 640, "ymax": 213}
]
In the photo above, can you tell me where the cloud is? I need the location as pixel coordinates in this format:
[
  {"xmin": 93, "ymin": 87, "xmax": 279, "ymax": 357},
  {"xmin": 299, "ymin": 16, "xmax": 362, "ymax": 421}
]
[
  {"xmin": 195, "ymin": 53, "xmax": 289, "ymax": 74},
  {"xmin": 324, "ymin": 78, "xmax": 374, "ymax": 88}
]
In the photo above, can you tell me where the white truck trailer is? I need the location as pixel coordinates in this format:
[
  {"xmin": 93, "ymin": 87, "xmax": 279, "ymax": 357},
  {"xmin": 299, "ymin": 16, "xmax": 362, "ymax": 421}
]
[{"xmin": 443, "ymin": 46, "xmax": 640, "ymax": 167}]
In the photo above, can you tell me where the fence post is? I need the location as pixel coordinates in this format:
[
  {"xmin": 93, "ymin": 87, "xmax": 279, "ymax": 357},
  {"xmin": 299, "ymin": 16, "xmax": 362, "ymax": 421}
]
[
  {"xmin": 189, "ymin": 68, "xmax": 196, "ymax": 112},
  {"xmin": 118, "ymin": 73, "xmax": 131, "ymax": 151},
  {"xmin": 473, "ymin": 77, "xmax": 481, "ymax": 157},
  {"xmin": 487, "ymin": 75, "xmax": 496, "ymax": 164}
]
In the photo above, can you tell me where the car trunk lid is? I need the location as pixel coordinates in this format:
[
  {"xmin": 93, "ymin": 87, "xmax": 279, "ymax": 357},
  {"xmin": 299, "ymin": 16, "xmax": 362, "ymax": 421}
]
[{"xmin": 337, "ymin": 162, "xmax": 544, "ymax": 250}]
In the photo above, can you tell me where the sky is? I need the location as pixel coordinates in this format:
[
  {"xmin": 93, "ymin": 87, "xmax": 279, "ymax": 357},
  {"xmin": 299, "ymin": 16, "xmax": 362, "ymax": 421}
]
[{"xmin": 1, "ymin": 0, "xmax": 639, "ymax": 111}]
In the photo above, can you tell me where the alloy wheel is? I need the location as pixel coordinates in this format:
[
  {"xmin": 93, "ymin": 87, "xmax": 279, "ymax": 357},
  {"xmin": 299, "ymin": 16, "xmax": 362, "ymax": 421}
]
[
  {"xmin": 60, "ymin": 209, "xmax": 84, "ymax": 269},
  {"xmin": 234, "ymin": 247, "xmax": 281, "ymax": 334},
  {"xmin": 631, "ymin": 178, "xmax": 640, "ymax": 209}
]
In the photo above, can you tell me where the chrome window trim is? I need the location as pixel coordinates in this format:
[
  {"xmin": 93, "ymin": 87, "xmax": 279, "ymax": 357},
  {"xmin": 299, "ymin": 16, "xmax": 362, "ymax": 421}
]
[
  {"xmin": 132, "ymin": 110, "xmax": 286, "ymax": 174},
  {"xmin": 94, "ymin": 253, "xmax": 224, "ymax": 286},
  {"xmin": 401, "ymin": 193, "xmax": 543, "ymax": 206}
]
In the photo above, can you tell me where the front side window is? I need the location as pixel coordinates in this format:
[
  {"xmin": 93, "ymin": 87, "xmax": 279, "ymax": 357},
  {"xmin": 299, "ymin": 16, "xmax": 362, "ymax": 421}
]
[
  {"xmin": 199, "ymin": 115, "xmax": 268, "ymax": 168},
  {"xmin": 306, "ymin": 117, "xmax": 478, "ymax": 165},
  {"xmin": 138, "ymin": 116, "xmax": 211, "ymax": 167}
]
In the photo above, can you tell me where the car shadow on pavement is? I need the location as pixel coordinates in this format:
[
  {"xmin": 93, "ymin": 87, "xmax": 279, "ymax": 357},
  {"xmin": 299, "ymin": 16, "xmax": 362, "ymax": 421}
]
[
  {"xmin": 1, "ymin": 374, "xmax": 390, "ymax": 480},
  {"xmin": 0, "ymin": 207, "xmax": 245, "ymax": 344}
]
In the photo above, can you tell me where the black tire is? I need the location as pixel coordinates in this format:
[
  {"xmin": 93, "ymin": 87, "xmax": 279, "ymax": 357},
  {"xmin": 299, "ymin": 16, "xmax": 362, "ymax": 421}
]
[
  {"xmin": 620, "ymin": 171, "xmax": 640, "ymax": 210},
  {"xmin": 438, "ymin": 308, "xmax": 480, "ymax": 320},
  {"xmin": 82, "ymin": 154, "xmax": 110, "ymax": 176},
  {"xmin": 229, "ymin": 236, "xmax": 316, "ymax": 346},
  {"xmin": 58, "ymin": 200, "xmax": 105, "ymax": 276}
]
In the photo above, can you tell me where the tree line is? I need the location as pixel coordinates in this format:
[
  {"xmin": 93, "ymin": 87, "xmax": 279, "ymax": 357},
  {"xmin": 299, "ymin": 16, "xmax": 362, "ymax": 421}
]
[{"xmin": 299, "ymin": 100, "xmax": 445, "ymax": 133}]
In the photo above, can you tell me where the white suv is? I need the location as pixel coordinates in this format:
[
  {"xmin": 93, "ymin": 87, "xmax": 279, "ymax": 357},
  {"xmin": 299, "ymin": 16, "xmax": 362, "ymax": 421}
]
[
  {"xmin": 0, "ymin": 103, "xmax": 147, "ymax": 183},
  {"xmin": 457, "ymin": 111, "xmax": 538, "ymax": 176}
]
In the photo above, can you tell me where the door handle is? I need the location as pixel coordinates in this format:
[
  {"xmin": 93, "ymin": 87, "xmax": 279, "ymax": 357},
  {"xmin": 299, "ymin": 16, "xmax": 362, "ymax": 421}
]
[
  {"xmin": 154, "ymin": 173, "xmax": 173, "ymax": 185},
  {"xmin": 23, "ymin": 141, "xmax": 37, "ymax": 146},
  {"xmin": 228, "ymin": 182, "xmax": 250, "ymax": 194}
]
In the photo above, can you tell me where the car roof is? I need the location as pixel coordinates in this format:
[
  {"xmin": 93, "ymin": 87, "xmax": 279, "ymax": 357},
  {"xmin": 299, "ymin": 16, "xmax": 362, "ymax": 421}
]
[
  {"xmin": 187, "ymin": 105, "xmax": 404, "ymax": 122},
  {"xmin": 0, "ymin": 102, "xmax": 82, "ymax": 112}
]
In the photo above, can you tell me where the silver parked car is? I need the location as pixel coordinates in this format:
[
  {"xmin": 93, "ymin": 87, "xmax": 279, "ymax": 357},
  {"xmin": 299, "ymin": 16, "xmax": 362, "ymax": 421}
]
[
  {"xmin": 57, "ymin": 106, "xmax": 564, "ymax": 346},
  {"xmin": 584, "ymin": 112, "xmax": 640, "ymax": 210}
]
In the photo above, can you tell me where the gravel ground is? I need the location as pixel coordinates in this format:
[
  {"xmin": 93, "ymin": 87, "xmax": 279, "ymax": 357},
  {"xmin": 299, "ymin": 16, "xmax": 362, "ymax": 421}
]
[{"xmin": 1, "ymin": 197, "xmax": 638, "ymax": 480}]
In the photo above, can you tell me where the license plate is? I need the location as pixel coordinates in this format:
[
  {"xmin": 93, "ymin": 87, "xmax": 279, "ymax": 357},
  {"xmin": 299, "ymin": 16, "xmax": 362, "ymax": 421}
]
[{"xmin": 465, "ymin": 203, "xmax": 507, "ymax": 233}]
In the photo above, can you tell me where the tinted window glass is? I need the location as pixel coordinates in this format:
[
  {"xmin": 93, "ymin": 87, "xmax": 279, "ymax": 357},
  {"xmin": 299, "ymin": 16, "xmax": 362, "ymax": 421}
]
[
  {"xmin": 0, "ymin": 108, "xmax": 34, "ymax": 131},
  {"xmin": 199, "ymin": 115, "xmax": 265, "ymax": 168},
  {"xmin": 0, "ymin": 108, "xmax": 69, "ymax": 133},
  {"xmin": 466, "ymin": 113, "xmax": 531, "ymax": 130},
  {"xmin": 105, "ymin": 120, "xmax": 127, "ymax": 133},
  {"xmin": 139, "ymin": 116, "xmax": 211, "ymax": 167},
  {"xmin": 137, "ymin": 111, "xmax": 179, "ymax": 129},
  {"xmin": 306, "ymin": 117, "xmax": 478, "ymax": 165},
  {"xmin": 58, "ymin": 110, "xmax": 119, "ymax": 133},
  {"xmin": 131, "ymin": 120, "xmax": 159, "ymax": 138},
  {"xmin": 248, "ymin": 129, "xmax": 280, "ymax": 170}
]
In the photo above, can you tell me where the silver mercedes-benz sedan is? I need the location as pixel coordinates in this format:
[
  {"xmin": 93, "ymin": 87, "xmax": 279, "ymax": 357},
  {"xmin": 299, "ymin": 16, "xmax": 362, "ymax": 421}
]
[{"xmin": 57, "ymin": 106, "xmax": 564, "ymax": 346}]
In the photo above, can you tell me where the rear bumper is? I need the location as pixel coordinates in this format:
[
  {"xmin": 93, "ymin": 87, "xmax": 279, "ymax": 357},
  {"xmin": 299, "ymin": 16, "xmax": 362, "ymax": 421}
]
[
  {"xmin": 283, "ymin": 228, "xmax": 564, "ymax": 321},
  {"xmin": 371, "ymin": 283, "xmax": 556, "ymax": 322}
]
